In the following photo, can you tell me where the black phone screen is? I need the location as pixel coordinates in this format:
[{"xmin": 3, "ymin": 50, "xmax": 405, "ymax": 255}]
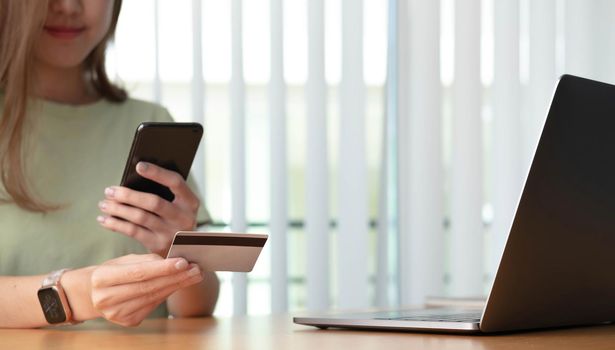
[{"xmin": 120, "ymin": 122, "xmax": 203, "ymax": 202}]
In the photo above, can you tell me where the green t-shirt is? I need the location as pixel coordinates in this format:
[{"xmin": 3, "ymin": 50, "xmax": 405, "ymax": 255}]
[{"xmin": 0, "ymin": 97, "xmax": 210, "ymax": 317}]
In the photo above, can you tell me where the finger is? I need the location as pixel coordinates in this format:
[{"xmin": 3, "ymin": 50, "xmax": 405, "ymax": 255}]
[
  {"xmin": 103, "ymin": 269, "xmax": 201, "ymax": 327},
  {"xmin": 135, "ymin": 162, "xmax": 199, "ymax": 208},
  {"xmin": 91, "ymin": 257, "xmax": 191, "ymax": 288},
  {"xmin": 104, "ymin": 186, "xmax": 177, "ymax": 218},
  {"xmin": 97, "ymin": 214, "xmax": 155, "ymax": 244},
  {"xmin": 98, "ymin": 200, "xmax": 167, "ymax": 233},
  {"xmin": 94, "ymin": 265, "xmax": 203, "ymax": 309},
  {"xmin": 102, "ymin": 253, "xmax": 161, "ymax": 266},
  {"xmin": 102, "ymin": 300, "xmax": 160, "ymax": 327}
]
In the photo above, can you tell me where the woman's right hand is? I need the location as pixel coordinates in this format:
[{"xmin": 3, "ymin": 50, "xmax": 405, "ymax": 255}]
[{"xmin": 72, "ymin": 253, "xmax": 203, "ymax": 327}]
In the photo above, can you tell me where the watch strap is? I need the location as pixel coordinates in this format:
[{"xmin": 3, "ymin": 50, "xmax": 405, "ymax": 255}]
[
  {"xmin": 41, "ymin": 269, "xmax": 70, "ymax": 288},
  {"xmin": 39, "ymin": 269, "xmax": 81, "ymax": 325}
]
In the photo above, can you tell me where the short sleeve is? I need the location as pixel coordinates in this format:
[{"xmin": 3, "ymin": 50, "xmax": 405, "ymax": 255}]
[{"xmin": 154, "ymin": 106, "xmax": 212, "ymax": 226}]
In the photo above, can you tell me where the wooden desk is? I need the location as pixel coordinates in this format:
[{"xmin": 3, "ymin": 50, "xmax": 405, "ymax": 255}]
[{"xmin": 2, "ymin": 315, "xmax": 615, "ymax": 349}]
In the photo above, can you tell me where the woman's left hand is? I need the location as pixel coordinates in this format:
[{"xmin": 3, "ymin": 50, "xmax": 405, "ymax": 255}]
[{"xmin": 97, "ymin": 161, "xmax": 200, "ymax": 256}]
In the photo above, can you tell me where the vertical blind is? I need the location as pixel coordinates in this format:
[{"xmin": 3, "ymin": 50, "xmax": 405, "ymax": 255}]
[
  {"xmin": 111, "ymin": 0, "xmax": 615, "ymax": 315},
  {"xmin": 269, "ymin": 0, "xmax": 288, "ymax": 313},
  {"xmin": 229, "ymin": 0, "xmax": 248, "ymax": 315},
  {"xmin": 398, "ymin": 0, "xmax": 444, "ymax": 307},
  {"xmin": 305, "ymin": 0, "xmax": 330, "ymax": 312},
  {"xmin": 338, "ymin": 0, "xmax": 369, "ymax": 310}
]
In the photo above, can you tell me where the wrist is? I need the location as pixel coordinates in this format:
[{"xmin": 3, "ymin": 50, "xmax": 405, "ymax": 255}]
[{"xmin": 62, "ymin": 267, "xmax": 101, "ymax": 322}]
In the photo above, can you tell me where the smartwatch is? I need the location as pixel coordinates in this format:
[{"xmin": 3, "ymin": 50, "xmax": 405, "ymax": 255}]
[{"xmin": 37, "ymin": 269, "xmax": 80, "ymax": 325}]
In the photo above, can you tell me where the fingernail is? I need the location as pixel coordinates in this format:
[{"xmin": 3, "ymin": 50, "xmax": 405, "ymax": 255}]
[
  {"xmin": 175, "ymin": 259, "xmax": 188, "ymax": 270},
  {"xmin": 104, "ymin": 187, "xmax": 115, "ymax": 197},
  {"xmin": 188, "ymin": 266, "xmax": 201, "ymax": 276},
  {"xmin": 96, "ymin": 215, "xmax": 106, "ymax": 224},
  {"xmin": 98, "ymin": 201, "xmax": 107, "ymax": 209},
  {"xmin": 137, "ymin": 162, "xmax": 148, "ymax": 173}
]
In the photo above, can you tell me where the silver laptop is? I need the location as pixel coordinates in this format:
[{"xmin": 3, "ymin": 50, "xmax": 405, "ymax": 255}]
[{"xmin": 294, "ymin": 75, "xmax": 615, "ymax": 333}]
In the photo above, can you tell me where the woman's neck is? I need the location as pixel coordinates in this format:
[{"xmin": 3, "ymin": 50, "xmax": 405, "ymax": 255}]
[{"xmin": 32, "ymin": 62, "xmax": 99, "ymax": 105}]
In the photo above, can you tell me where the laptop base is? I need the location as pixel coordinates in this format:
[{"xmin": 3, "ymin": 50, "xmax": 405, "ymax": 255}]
[{"xmin": 294, "ymin": 308, "xmax": 482, "ymax": 334}]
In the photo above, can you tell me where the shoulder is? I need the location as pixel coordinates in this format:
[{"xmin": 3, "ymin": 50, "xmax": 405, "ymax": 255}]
[{"xmin": 111, "ymin": 98, "xmax": 175, "ymax": 123}]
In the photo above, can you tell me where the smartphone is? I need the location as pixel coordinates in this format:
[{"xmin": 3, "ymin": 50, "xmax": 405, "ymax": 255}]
[{"xmin": 120, "ymin": 122, "xmax": 203, "ymax": 202}]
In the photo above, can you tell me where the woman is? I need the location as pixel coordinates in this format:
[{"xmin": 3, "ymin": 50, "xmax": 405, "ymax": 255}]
[{"xmin": 0, "ymin": 0, "xmax": 219, "ymax": 328}]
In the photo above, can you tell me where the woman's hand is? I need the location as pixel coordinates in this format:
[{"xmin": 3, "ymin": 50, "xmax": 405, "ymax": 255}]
[
  {"xmin": 0, "ymin": 254, "xmax": 206, "ymax": 328},
  {"xmin": 89, "ymin": 254, "xmax": 203, "ymax": 327},
  {"xmin": 97, "ymin": 162, "xmax": 200, "ymax": 256}
]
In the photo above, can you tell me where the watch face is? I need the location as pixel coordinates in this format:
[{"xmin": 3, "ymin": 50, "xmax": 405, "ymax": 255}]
[{"xmin": 37, "ymin": 287, "xmax": 67, "ymax": 324}]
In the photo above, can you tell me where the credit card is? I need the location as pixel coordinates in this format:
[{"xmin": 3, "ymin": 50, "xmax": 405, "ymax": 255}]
[{"xmin": 166, "ymin": 231, "xmax": 268, "ymax": 272}]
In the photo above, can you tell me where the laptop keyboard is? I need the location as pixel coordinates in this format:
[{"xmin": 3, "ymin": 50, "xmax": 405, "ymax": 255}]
[{"xmin": 375, "ymin": 311, "xmax": 482, "ymax": 323}]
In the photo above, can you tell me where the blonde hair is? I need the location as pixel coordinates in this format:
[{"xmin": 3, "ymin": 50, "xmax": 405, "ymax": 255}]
[{"xmin": 0, "ymin": 0, "xmax": 126, "ymax": 212}]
